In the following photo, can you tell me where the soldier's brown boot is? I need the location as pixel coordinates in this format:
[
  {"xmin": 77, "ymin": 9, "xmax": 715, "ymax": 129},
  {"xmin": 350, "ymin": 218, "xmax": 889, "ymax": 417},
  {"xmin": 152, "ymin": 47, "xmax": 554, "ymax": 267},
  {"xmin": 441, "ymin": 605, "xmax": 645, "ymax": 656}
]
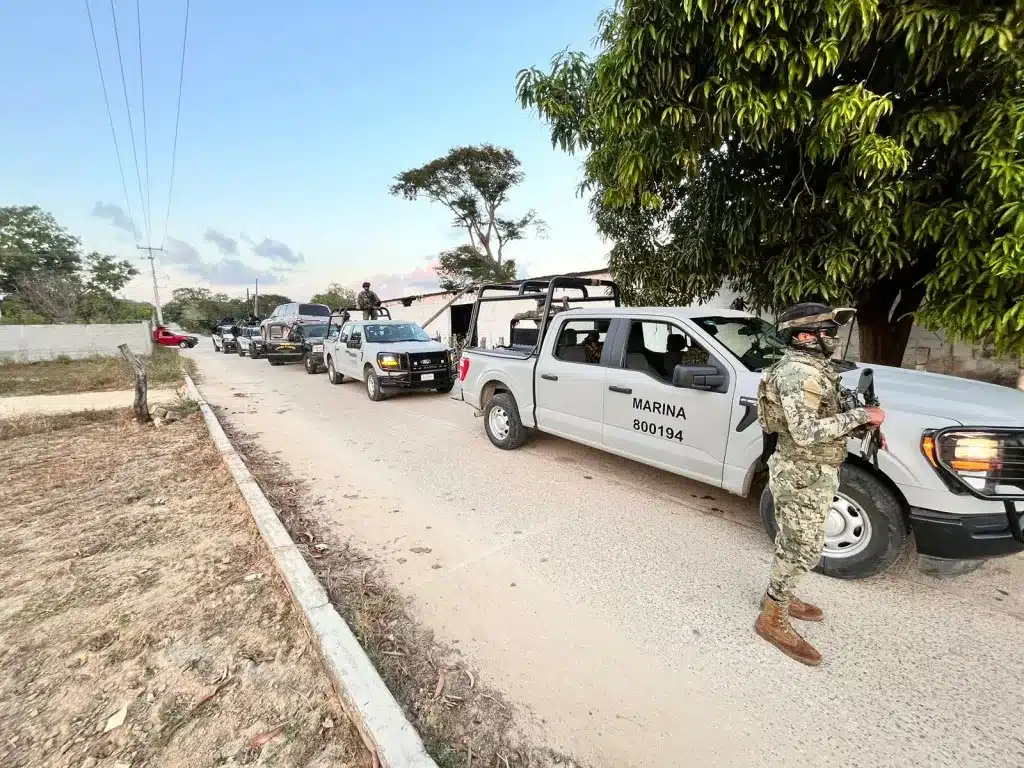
[
  {"xmin": 755, "ymin": 595, "xmax": 823, "ymax": 666},
  {"xmin": 760, "ymin": 594, "xmax": 824, "ymax": 622}
]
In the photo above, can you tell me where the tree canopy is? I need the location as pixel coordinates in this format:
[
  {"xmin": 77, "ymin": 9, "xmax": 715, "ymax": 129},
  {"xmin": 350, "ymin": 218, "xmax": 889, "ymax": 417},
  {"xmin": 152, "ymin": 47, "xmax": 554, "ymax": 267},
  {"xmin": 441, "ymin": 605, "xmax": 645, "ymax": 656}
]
[
  {"xmin": 310, "ymin": 282, "xmax": 358, "ymax": 310},
  {"xmin": 517, "ymin": 0, "xmax": 1024, "ymax": 364},
  {"xmin": 0, "ymin": 205, "xmax": 144, "ymax": 324},
  {"xmin": 389, "ymin": 145, "xmax": 545, "ymax": 291},
  {"xmin": 162, "ymin": 288, "xmax": 293, "ymax": 333}
]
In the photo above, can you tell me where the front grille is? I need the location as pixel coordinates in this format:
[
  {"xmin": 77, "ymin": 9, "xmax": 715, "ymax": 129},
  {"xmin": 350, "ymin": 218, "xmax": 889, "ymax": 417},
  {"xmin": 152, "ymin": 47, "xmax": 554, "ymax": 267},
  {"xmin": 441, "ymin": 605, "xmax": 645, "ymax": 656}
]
[{"xmin": 408, "ymin": 352, "xmax": 448, "ymax": 372}]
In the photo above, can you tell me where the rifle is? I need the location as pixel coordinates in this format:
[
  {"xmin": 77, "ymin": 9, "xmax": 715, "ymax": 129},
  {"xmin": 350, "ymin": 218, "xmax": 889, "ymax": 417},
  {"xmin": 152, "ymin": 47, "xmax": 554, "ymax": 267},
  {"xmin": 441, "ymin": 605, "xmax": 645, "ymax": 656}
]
[{"xmin": 853, "ymin": 368, "xmax": 883, "ymax": 467}]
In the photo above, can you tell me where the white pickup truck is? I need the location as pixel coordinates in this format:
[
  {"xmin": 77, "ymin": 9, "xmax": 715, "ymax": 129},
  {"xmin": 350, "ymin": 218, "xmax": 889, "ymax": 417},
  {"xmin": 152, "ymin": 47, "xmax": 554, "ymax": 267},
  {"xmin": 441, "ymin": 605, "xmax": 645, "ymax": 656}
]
[{"xmin": 454, "ymin": 277, "xmax": 1024, "ymax": 579}]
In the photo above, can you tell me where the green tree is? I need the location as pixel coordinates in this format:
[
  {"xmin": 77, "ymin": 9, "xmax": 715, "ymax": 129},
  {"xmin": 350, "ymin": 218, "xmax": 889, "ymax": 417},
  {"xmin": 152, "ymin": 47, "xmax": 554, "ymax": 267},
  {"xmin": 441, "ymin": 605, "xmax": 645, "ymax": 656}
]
[
  {"xmin": 517, "ymin": 1, "xmax": 1024, "ymax": 364},
  {"xmin": 84, "ymin": 252, "xmax": 139, "ymax": 294},
  {"xmin": 389, "ymin": 145, "xmax": 545, "ymax": 291},
  {"xmin": 0, "ymin": 205, "xmax": 82, "ymax": 293},
  {"xmin": 310, "ymin": 282, "xmax": 358, "ymax": 309}
]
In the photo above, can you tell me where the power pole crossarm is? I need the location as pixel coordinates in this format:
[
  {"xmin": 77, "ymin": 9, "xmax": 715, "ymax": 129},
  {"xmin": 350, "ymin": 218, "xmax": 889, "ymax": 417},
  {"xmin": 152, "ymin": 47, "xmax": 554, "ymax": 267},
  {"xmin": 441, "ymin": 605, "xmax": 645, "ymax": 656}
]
[{"xmin": 137, "ymin": 245, "xmax": 164, "ymax": 325}]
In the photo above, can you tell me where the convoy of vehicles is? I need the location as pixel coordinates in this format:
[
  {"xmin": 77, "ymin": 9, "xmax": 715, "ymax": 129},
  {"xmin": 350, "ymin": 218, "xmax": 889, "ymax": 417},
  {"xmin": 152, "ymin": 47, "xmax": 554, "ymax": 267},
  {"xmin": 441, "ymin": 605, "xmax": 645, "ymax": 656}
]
[
  {"xmin": 191, "ymin": 283, "xmax": 1024, "ymax": 579},
  {"xmin": 452, "ymin": 276, "xmax": 1024, "ymax": 579}
]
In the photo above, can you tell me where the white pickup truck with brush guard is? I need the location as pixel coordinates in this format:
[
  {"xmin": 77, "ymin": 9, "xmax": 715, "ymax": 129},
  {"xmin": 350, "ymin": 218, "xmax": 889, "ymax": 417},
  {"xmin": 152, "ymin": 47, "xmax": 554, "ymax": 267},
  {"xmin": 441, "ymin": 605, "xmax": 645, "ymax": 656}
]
[{"xmin": 454, "ymin": 276, "xmax": 1024, "ymax": 579}]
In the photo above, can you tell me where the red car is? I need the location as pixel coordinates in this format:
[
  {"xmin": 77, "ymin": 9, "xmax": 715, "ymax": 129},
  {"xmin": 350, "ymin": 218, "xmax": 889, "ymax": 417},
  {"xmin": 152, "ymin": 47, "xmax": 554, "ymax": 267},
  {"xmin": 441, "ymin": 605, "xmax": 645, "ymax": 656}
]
[{"xmin": 153, "ymin": 326, "xmax": 199, "ymax": 349}]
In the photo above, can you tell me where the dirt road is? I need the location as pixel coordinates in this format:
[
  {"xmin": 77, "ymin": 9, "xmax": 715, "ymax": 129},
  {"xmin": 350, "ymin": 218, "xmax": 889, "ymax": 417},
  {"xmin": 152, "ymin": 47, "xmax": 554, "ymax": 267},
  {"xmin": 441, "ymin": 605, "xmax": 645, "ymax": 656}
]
[{"xmin": 188, "ymin": 343, "xmax": 1024, "ymax": 768}]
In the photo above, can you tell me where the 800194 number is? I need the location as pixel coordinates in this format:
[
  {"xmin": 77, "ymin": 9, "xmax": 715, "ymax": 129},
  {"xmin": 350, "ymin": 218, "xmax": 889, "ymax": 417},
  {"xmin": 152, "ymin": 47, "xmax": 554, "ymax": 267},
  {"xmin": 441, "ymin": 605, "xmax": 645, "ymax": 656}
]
[{"xmin": 633, "ymin": 419, "xmax": 684, "ymax": 442}]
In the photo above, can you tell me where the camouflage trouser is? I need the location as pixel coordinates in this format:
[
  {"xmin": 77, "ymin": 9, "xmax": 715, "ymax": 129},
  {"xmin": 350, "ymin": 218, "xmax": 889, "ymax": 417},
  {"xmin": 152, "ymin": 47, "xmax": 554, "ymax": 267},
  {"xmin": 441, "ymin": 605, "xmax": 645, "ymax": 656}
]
[
  {"xmin": 767, "ymin": 456, "xmax": 840, "ymax": 607},
  {"xmin": 361, "ymin": 309, "xmax": 378, "ymax": 320}
]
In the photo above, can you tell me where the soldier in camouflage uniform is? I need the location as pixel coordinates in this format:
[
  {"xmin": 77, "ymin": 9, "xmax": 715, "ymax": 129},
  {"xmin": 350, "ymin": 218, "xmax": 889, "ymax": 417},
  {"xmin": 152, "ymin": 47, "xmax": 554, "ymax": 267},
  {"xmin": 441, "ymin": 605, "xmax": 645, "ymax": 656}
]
[
  {"xmin": 357, "ymin": 281, "xmax": 381, "ymax": 320},
  {"xmin": 755, "ymin": 302, "xmax": 886, "ymax": 666},
  {"xmin": 582, "ymin": 331, "xmax": 603, "ymax": 363}
]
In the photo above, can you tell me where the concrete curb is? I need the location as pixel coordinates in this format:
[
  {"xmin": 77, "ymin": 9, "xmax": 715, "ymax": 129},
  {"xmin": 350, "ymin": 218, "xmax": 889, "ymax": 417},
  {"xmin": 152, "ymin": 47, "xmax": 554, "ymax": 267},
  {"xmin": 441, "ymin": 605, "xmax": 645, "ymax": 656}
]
[{"xmin": 184, "ymin": 375, "xmax": 438, "ymax": 768}]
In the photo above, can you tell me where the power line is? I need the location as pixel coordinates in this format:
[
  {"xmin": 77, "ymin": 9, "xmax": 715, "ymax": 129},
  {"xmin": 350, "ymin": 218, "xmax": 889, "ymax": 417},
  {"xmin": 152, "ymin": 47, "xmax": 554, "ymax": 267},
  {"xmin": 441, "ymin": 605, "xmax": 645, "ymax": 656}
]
[
  {"xmin": 109, "ymin": 0, "xmax": 150, "ymax": 246},
  {"xmin": 84, "ymin": 0, "xmax": 139, "ymax": 242},
  {"xmin": 160, "ymin": 0, "xmax": 190, "ymax": 249},
  {"xmin": 135, "ymin": 0, "xmax": 152, "ymax": 247}
]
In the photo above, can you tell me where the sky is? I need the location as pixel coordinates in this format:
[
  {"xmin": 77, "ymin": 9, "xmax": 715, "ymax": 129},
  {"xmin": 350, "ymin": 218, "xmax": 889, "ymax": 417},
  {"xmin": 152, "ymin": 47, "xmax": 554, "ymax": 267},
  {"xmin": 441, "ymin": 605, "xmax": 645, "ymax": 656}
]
[{"xmin": 0, "ymin": 0, "xmax": 609, "ymax": 305}]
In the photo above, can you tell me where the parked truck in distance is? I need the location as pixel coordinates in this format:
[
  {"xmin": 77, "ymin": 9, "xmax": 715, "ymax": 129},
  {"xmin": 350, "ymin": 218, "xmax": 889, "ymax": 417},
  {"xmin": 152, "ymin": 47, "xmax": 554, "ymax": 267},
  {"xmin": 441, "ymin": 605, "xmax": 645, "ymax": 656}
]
[
  {"xmin": 454, "ymin": 276, "xmax": 1024, "ymax": 580},
  {"xmin": 259, "ymin": 302, "xmax": 332, "ymax": 366}
]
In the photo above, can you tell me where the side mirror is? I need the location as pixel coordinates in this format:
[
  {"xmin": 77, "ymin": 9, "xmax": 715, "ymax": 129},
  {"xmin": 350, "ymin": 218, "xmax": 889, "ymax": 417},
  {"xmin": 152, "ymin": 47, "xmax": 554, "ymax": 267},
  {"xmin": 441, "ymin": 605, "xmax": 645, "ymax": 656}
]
[{"xmin": 673, "ymin": 359, "xmax": 730, "ymax": 393}]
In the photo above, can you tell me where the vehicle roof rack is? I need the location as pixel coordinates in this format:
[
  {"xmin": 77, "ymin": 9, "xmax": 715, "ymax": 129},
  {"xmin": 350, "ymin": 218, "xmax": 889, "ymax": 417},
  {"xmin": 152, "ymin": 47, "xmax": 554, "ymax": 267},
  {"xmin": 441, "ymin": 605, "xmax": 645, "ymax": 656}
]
[
  {"xmin": 326, "ymin": 306, "xmax": 392, "ymax": 333},
  {"xmin": 466, "ymin": 275, "xmax": 620, "ymax": 350}
]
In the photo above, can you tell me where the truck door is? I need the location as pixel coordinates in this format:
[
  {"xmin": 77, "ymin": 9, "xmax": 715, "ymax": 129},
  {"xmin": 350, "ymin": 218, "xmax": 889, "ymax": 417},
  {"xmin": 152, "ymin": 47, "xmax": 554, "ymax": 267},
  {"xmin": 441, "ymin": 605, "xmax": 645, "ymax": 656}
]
[
  {"xmin": 343, "ymin": 325, "xmax": 362, "ymax": 376},
  {"xmin": 534, "ymin": 316, "xmax": 611, "ymax": 447},
  {"xmin": 602, "ymin": 318, "xmax": 733, "ymax": 487}
]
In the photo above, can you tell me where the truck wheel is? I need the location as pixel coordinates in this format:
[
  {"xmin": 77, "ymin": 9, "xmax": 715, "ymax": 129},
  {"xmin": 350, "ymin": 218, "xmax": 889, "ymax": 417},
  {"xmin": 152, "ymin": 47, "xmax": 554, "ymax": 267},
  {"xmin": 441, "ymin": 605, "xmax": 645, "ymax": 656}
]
[
  {"xmin": 304, "ymin": 354, "xmax": 319, "ymax": 374},
  {"xmin": 435, "ymin": 382, "xmax": 455, "ymax": 394},
  {"xmin": 178, "ymin": 340, "xmax": 189, "ymax": 349},
  {"xmin": 327, "ymin": 357, "xmax": 344, "ymax": 384},
  {"xmin": 268, "ymin": 357, "xmax": 281, "ymax": 366},
  {"xmin": 484, "ymin": 392, "xmax": 527, "ymax": 450},
  {"xmin": 222, "ymin": 344, "xmax": 231, "ymax": 354},
  {"xmin": 250, "ymin": 348, "xmax": 261, "ymax": 360},
  {"xmin": 759, "ymin": 462, "xmax": 906, "ymax": 579},
  {"xmin": 238, "ymin": 345, "xmax": 245, "ymax": 357},
  {"xmin": 365, "ymin": 368, "xmax": 386, "ymax": 401}
]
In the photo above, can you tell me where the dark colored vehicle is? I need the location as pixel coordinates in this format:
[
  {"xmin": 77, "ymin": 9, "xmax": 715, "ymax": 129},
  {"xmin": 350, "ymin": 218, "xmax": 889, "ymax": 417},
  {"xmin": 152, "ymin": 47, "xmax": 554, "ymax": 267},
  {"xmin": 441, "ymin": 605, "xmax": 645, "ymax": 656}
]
[
  {"xmin": 153, "ymin": 326, "xmax": 198, "ymax": 348},
  {"xmin": 260, "ymin": 302, "xmax": 332, "ymax": 365},
  {"xmin": 236, "ymin": 326, "xmax": 264, "ymax": 358},
  {"xmin": 211, "ymin": 323, "xmax": 238, "ymax": 353},
  {"xmin": 300, "ymin": 323, "xmax": 331, "ymax": 374}
]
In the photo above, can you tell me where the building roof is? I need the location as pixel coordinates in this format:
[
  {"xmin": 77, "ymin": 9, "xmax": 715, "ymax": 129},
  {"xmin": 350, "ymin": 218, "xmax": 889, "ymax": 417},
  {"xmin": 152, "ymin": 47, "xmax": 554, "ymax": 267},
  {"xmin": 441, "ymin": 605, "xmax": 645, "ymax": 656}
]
[{"xmin": 380, "ymin": 267, "xmax": 610, "ymax": 305}]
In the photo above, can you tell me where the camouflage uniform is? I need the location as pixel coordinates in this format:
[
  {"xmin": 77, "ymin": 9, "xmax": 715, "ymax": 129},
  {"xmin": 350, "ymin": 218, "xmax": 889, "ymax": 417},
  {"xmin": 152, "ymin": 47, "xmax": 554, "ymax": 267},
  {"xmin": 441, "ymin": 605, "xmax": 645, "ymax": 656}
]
[
  {"xmin": 357, "ymin": 288, "xmax": 381, "ymax": 320},
  {"xmin": 582, "ymin": 334, "xmax": 603, "ymax": 363},
  {"xmin": 757, "ymin": 348, "xmax": 868, "ymax": 608}
]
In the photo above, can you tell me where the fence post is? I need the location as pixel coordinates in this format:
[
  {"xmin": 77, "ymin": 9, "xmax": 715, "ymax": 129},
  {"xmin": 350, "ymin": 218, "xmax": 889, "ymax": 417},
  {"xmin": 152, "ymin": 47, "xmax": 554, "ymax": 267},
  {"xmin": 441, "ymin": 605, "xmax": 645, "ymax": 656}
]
[{"xmin": 118, "ymin": 343, "xmax": 150, "ymax": 422}]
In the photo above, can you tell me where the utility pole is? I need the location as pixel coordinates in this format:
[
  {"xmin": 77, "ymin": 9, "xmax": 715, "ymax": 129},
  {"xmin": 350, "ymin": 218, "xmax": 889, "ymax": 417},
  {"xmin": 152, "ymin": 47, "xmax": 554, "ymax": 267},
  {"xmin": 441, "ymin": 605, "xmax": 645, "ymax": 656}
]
[
  {"xmin": 254, "ymin": 278, "xmax": 259, "ymax": 318},
  {"xmin": 137, "ymin": 245, "xmax": 164, "ymax": 325}
]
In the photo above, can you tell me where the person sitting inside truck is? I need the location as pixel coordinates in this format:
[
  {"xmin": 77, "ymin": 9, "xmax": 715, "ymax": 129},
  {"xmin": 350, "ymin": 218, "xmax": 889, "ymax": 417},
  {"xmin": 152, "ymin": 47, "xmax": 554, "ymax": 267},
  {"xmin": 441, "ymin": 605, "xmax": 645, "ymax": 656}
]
[
  {"xmin": 662, "ymin": 333, "xmax": 709, "ymax": 377},
  {"xmin": 555, "ymin": 328, "xmax": 588, "ymax": 363},
  {"xmin": 582, "ymin": 331, "xmax": 604, "ymax": 363}
]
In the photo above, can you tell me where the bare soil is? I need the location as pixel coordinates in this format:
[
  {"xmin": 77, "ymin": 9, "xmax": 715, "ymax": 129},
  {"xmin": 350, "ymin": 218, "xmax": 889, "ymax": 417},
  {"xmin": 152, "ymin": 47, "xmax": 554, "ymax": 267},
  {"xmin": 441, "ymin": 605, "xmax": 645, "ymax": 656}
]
[
  {"xmin": 0, "ymin": 346, "xmax": 196, "ymax": 397},
  {"xmin": 0, "ymin": 411, "xmax": 369, "ymax": 768},
  {"xmin": 216, "ymin": 412, "xmax": 586, "ymax": 768}
]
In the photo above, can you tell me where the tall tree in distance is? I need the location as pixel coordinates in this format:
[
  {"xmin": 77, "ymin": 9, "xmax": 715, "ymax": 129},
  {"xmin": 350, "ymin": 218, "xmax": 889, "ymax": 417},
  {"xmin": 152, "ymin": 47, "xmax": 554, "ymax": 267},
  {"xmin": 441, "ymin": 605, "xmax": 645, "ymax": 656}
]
[
  {"xmin": 389, "ymin": 145, "xmax": 546, "ymax": 290},
  {"xmin": 517, "ymin": 2, "xmax": 1024, "ymax": 364},
  {"xmin": 0, "ymin": 206, "xmax": 83, "ymax": 293},
  {"xmin": 310, "ymin": 282, "xmax": 358, "ymax": 309}
]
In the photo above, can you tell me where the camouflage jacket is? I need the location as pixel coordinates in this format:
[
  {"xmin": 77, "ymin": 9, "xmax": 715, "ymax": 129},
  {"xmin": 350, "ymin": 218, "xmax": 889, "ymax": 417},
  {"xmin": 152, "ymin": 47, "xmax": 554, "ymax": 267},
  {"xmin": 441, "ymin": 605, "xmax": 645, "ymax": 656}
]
[
  {"xmin": 756, "ymin": 349, "xmax": 868, "ymax": 467},
  {"xmin": 357, "ymin": 289, "xmax": 381, "ymax": 310}
]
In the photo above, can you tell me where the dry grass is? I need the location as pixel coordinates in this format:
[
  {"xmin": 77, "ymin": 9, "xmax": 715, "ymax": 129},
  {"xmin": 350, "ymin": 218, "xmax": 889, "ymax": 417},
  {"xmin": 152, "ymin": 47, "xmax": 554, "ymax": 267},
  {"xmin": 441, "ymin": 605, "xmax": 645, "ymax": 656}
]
[
  {"xmin": 0, "ymin": 346, "xmax": 196, "ymax": 397},
  {"xmin": 0, "ymin": 413, "xmax": 369, "ymax": 768},
  {"xmin": 218, "ymin": 413, "xmax": 585, "ymax": 768}
]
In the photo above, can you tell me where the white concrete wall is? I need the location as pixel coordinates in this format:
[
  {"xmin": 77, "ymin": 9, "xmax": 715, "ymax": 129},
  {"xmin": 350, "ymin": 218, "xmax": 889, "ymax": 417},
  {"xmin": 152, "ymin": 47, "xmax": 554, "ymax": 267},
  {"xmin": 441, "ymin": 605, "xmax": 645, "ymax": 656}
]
[{"xmin": 0, "ymin": 321, "xmax": 153, "ymax": 362}]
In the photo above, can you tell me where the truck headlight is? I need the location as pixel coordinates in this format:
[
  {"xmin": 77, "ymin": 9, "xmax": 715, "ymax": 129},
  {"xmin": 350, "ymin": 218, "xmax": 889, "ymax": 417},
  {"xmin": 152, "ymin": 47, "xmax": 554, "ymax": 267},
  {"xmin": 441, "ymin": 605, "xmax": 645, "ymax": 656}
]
[
  {"xmin": 921, "ymin": 429, "xmax": 1024, "ymax": 499},
  {"xmin": 377, "ymin": 353, "xmax": 402, "ymax": 370}
]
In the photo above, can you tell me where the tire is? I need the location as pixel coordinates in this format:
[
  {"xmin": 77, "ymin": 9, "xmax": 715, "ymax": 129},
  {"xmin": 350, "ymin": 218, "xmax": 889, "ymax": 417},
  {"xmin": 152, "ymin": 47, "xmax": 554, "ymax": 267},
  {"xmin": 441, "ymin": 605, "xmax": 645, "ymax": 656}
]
[
  {"xmin": 435, "ymin": 382, "xmax": 455, "ymax": 394},
  {"xmin": 237, "ymin": 345, "xmax": 245, "ymax": 357},
  {"xmin": 759, "ymin": 462, "xmax": 906, "ymax": 580},
  {"xmin": 327, "ymin": 357, "xmax": 344, "ymax": 385},
  {"xmin": 364, "ymin": 368, "xmax": 386, "ymax": 401},
  {"xmin": 250, "ymin": 348, "xmax": 261, "ymax": 360},
  {"xmin": 178, "ymin": 341, "xmax": 188, "ymax": 349},
  {"xmin": 268, "ymin": 357, "xmax": 281, "ymax": 366},
  {"xmin": 483, "ymin": 391, "xmax": 527, "ymax": 450},
  {"xmin": 304, "ymin": 354, "xmax": 319, "ymax": 374},
  {"xmin": 222, "ymin": 345, "xmax": 231, "ymax": 354}
]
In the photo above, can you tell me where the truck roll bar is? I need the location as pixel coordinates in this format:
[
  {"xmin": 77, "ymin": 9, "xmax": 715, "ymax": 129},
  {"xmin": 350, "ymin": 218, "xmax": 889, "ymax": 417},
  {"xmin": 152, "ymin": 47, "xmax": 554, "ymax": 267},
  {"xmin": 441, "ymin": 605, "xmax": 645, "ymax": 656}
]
[{"xmin": 466, "ymin": 275, "xmax": 621, "ymax": 351}]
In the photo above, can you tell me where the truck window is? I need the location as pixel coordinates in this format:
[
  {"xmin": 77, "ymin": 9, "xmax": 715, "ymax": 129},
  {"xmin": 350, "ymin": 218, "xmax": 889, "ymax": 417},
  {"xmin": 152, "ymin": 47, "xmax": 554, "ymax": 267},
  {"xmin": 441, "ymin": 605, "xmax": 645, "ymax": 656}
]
[
  {"xmin": 623, "ymin": 321, "xmax": 709, "ymax": 382},
  {"xmin": 298, "ymin": 304, "xmax": 331, "ymax": 317},
  {"xmin": 338, "ymin": 323, "xmax": 353, "ymax": 343},
  {"xmin": 691, "ymin": 316, "xmax": 786, "ymax": 372},
  {"xmin": 553, "ymin": 319, "xmax": 611, "ymax": 365}
]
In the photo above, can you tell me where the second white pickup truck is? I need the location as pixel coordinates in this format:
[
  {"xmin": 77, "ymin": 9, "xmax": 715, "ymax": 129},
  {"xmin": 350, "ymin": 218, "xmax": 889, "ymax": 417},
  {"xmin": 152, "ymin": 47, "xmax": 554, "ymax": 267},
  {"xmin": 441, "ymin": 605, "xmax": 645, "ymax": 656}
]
[{"xmin": 454, "ymin": 276, "xmax": 1024, "ymax": 579}]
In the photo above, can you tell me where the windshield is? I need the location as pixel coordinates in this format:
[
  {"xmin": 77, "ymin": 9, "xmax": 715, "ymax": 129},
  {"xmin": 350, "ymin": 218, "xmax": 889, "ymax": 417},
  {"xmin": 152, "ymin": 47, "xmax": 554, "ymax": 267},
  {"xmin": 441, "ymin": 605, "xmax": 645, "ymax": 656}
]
[
  {"xmin": 298, "ymin": 303, "xmax": 331, "ymax": 317},
  {"xmin": 364, "ymin": 323, "xmax": 430, "ymax": 343},
  {"xmin": 691, "ymin": 316, "xmax": 787, "ymax": 372},
  {"xmin": 301, "ymin": 324, "xmax": 329, "ymax": 339}
]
